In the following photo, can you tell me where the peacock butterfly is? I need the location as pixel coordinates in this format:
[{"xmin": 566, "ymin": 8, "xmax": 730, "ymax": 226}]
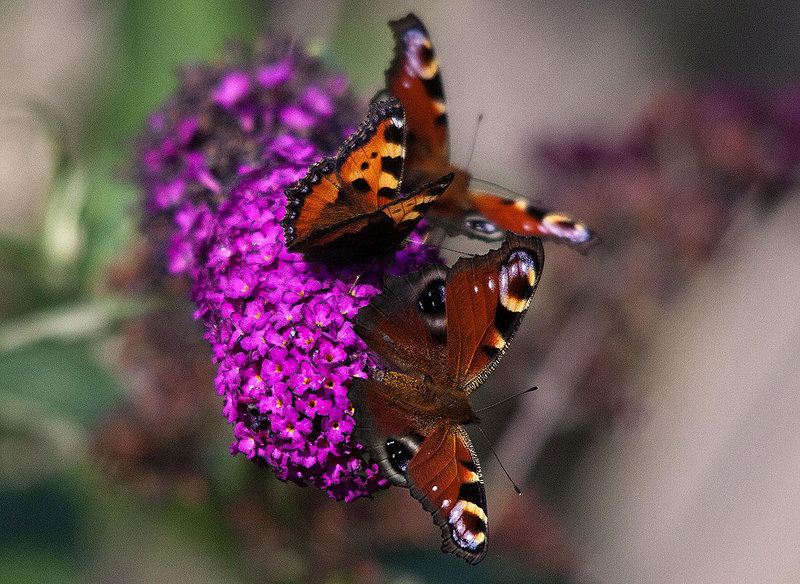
[
  {"xmin": 351, "ymin": 232, "xmax": 544, "ymax": 564},
  {"xmin": 281, "ymin": 96, "xmax": 454, "ymax": 264},
  {"xmin": 383, "ymin": 13, "xmax": 597, "ymax": 251}
]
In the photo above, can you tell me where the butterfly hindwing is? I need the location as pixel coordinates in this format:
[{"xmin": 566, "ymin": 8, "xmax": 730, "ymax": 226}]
[
  {"xmin": 354, "ymin": 262, "xmax": 450, "ymax": 379},
  {"xmin": 386, "ymin": 13, "xmax": 449, "ymax": 167},
  {"xmin": 350, "ymin": 378, "xmax": 488, "ymax": 565},
  {"xmin": 282, "ymin": 97, "xmax": 452, "ymax": 263}
]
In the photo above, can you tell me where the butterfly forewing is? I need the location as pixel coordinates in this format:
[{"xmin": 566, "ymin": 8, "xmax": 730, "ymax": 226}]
[
  {"xmin": 443, "ymin": 233, "xmax": 544, "ymax": 393},
  {"xmin": 336, "ymin": 100, "xmax": 407, "ymax": 208},
  {"xmin": 386, "ymin": 13, "xmax": 449, "ymax": 167},
  {"xmin": 288, "ymin": 173, "xmax": 454, "ymax": 264},
  {"xmin": 354, "ymin": 233, "xmax": 542, "ymax": 389},
  {"xmin": 469, "ymin": 192, "xmax": 598, "ymax": 252},
  {"xmin": 282, "ymin": 96, "xmax": 453, "ymax": 264},
  {"xmin": 354, "ymin": 263, "xmax": 450, "ymax": 379}
]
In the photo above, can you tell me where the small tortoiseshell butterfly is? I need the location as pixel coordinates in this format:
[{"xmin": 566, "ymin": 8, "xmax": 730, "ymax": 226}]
[
  {"xmin": 383, "ymin": 13, "xmax": 597, "ymax": 251},
  {"xmin": 352, "ymin": 232, "xmax": 544, "ymax": 564},
  {"xmin": 282, "ymin": 97, "xmax": 454, "ymax": 264}
]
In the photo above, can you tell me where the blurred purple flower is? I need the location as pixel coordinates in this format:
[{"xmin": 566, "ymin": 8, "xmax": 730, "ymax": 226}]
[{"xmin": 527, "ymin": 83, "xmax": 800, "ymax": 425}]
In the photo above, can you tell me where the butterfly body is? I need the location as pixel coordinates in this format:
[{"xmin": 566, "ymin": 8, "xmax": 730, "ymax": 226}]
[
  {"xmin": 352, "ymin": 233, "xmax": 544, "ymax": 563},
  {"xmin": 375, "ymin": 369, "xmax": 477, "ymax": 426},
  {"xmin": 385, "ymin": 14, "xmax": 597, "ymax": 251}
]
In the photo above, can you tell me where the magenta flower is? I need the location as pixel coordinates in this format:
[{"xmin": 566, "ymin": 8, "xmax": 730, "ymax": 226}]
[{"xmin": 137, "ymin": 38, "xmax": 441, "ymax": 501}]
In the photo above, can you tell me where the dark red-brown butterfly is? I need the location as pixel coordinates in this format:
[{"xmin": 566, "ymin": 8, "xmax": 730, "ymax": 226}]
[
  {"xmin": 351, "ymin": 232, "xmax": 544, "ymax": 564},
  {"xmin": 383, "ymin": 13, "xmax": 597, "ymax": 251},
  {"xmin": 281, "ymin": 96, "xmax": 454, "ymax": 264}
]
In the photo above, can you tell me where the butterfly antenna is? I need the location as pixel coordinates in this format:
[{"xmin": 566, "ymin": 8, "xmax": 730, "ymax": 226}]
[
  {"xmin": 475, "ymin": 386, "xmax": 537, "ymax": 413},
  {"xmin": 476, "ymin": 425, "xmax": 521, "ymax": 495},
  {"xmin": 348, "ymin": 258, "xmax": 379, "ymax": 294},
  {"xmin": 465, "ymin": 113, "xmax": 484, "ymax": 173}
]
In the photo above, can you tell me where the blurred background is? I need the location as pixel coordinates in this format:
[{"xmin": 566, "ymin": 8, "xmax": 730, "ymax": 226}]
[{"xmin": 1, "ymin": 0, "xmax": 799, "ymax": 582}]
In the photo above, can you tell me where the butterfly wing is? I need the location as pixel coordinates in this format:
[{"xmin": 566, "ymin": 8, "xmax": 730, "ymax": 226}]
[
  {"xmin": 466, "ymin": 191, "xmax": 598, "ymax": 251},
  {"xmin": 384, "ymin": 15, "xmax": 596, "ymax": 253},
  {"xmin": 335, "ymin": 97, "xmax": 407, "ymax": 208},
  {"xmin": 350, "ymin": 375, "xmax": 433, "ymax": 488},
  {"xmin": 286, "ymin": 173, "xmax": 453, "ymax": 265},
  {"xmin": 386, "ymin": 13, "xmax": 449, "ymax": 168},
  {"xmin": 427, "ymin": 187, "xmax": 598, "ymax": 252},
  {"xmin": 351, "ymin": 377, "xmax": 488, "ymax": 564},
  {"xmin": 355, "ymin": 232, "xmax": 544, "ymax": 392},
  {"xmin": 408, "ymin": 424, "xmax": 488, "ymax": 564},
  {"xmin": 444, "ymin": 232, "xmax": 544, "ymax": 393},
  {"xmin": 354, "ymin": 262, "xmax": 450, "ymax": 379},
  {"xmin": 282, "ymin": 97, "xmax": 451, "ymax": 264}
]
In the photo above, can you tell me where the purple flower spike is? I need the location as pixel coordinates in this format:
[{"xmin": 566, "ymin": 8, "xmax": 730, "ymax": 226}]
[
  {"xmin": 185, "ymin": 172, "xmax": 439, "ymax": 500},
  {"xmin": 137, "ymin": 37, "xmax": 440, "ymax": 501}
]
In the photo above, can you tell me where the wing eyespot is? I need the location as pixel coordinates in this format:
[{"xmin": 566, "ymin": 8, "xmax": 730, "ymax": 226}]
[
  {"xmin": 418, "ymin": 280, "xmax": 446, "ymax": 314},
  {"xmin": 465, "ymin": 217, "xmax": 500, "ymax": 235},
  {"xmin": 385, "ymin": 437, "xmax": 417, "ymax": 474}
]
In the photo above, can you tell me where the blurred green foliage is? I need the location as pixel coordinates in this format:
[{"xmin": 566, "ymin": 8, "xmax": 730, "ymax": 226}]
[{"xmin": 0, "ymin": 2, "xmax": 265, "ymax": 582}]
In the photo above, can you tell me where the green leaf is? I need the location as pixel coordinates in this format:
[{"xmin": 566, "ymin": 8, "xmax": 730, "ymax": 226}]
[
  {"xmin": 77, "ymin": 0, "xmax": 268, "ymax": 284},
  {"xmin": 0, "ymin": 340, "xmax": 123, "ymax": 429},
  {"xmin": 0, "ymin": 549, "xmax": 80, "ymax": 584},
  {"xmin": 329, "ymin": 5, "xmax": 390, "ymax": 91},
  {"xmin": 79, "ymin": 147, "xmax": 138, "ymax": 284},
  {"xmin": 91, "ymin": 0, "xmax": 267, "ymax": 151}
]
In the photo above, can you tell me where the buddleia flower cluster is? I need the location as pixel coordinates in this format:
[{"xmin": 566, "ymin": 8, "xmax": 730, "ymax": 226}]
[{"xmin": 135, "ymin": 37, "xmax": 439, "ymax": 501}]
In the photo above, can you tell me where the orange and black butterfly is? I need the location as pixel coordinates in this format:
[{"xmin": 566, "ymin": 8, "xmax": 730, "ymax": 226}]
[
  {"xmin": 282, "ymin": 97, "xmax": 454, "ymax": 264},
  {"xmin": 352, "ymin": 232, "xmax": 544, "ymax": 564},
  {"xmin": 384, "ymin": 13, "xmax": 597, "ymax": 250}
]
